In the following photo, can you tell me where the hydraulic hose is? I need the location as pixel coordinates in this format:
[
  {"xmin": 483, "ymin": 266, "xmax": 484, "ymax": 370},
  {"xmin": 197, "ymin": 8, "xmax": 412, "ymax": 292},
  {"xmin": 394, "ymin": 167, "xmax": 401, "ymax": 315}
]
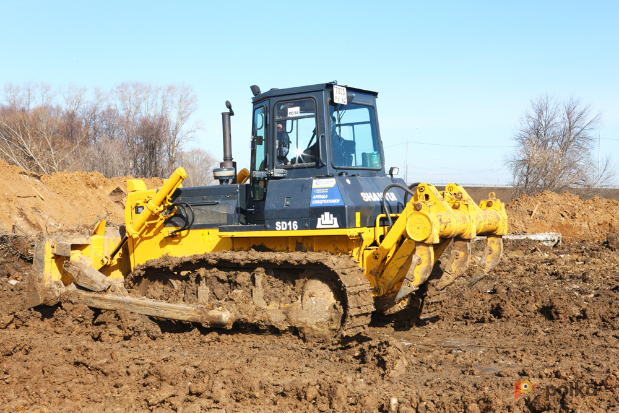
[
  {"xmin": 381, "ymin": 183, "xmax": 420, "ymax": 231},
  {"xmin": 168, "ymin": 202, "xmax": 195, "ymax": 236},
  {"xmin": 404, "ymin": 182, "xmax": 421, "ymax": 206}
]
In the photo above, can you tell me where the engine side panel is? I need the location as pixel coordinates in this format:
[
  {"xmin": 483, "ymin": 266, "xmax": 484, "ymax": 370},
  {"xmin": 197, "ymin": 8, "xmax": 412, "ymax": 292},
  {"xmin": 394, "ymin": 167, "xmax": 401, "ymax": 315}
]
[
  {"xmin": 164, "ymin": 184, "xmax": 247, "ymax": 229},
  {"xmin": 263, "ymin": 176, "xmax": 406, "ymax": 231}
]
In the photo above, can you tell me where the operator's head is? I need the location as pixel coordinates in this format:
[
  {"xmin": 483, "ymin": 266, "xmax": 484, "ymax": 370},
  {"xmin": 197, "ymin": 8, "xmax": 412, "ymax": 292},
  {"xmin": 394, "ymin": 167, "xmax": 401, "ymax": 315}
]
[{"xmin": 277, "ymin": 123, "xmax": 284, "ymax": 132}]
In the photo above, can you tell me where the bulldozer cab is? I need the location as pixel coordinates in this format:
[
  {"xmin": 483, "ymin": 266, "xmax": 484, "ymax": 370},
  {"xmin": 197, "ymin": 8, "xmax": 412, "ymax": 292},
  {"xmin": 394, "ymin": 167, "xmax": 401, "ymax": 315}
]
[{"xmin": 250, "ymin": 83, "xmax": 385, "ymax": 202}]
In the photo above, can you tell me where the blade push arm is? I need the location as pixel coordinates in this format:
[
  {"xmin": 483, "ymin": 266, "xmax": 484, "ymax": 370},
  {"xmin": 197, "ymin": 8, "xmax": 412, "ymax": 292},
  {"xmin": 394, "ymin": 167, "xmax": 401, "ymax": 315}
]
[{"xmin": 108, "ymin": 167, "xmax": 188, "ymax": 261}]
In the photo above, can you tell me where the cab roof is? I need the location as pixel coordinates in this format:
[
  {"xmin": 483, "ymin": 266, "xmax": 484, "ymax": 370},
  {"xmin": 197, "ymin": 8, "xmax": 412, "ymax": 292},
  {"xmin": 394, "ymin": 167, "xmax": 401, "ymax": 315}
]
[{"xmin": 251, "ymin": 83, "xmax": 379, "ymax": 103}]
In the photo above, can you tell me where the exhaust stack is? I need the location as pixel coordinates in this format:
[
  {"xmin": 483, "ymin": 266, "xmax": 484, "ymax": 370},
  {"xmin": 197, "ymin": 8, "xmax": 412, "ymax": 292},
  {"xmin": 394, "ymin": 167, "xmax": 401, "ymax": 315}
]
[{"xmin": 213, "ymin": 101, "xmax": 236, "ymax": 185}]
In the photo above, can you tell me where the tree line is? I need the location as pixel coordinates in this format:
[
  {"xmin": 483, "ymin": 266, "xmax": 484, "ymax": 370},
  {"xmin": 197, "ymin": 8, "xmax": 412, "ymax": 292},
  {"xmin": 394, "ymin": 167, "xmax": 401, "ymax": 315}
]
[
  {"xmin": 0, "ymin": 81, "xmax": 218, "ymax": 186},
  {"xmin": 4, "ymin": 82, "xmax": 612, "ymax": 194}
]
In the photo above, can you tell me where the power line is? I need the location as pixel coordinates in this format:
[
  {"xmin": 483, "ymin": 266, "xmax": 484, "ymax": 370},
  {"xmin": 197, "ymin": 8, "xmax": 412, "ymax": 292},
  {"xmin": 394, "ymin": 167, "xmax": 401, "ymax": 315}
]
[
  {"xmin": 385, "ymin": 141, "xmax": 407, "ymax": 148},
  {"xmin": 385, "ymin": 141, "xmax": 514, "ymax": 148},
  {"xmin": 385, "ymin": 136, "xmax": 618, "ymax": 149},
  {"xmin": 411, "ymin": 141, "xmax": 515, "ymax": 148}
]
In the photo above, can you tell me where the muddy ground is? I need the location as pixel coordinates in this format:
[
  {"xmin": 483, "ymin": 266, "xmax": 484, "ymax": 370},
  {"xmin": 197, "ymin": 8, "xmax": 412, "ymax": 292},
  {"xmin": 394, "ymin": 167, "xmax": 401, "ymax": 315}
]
[
  {"xmin": 1, "ymin": 162, "xmax": 619, "ymax": 412},
  {"xmin": 2, "ymin": 234, "xmax": 619, "ymax": 413}
]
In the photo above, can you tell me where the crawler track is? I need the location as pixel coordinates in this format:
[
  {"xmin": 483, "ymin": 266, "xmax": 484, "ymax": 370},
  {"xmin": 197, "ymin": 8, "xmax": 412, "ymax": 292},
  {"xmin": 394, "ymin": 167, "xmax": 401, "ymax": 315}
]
[{"xmin": 125, "ymin": 250, "xmax": 375, "ymax": 339}]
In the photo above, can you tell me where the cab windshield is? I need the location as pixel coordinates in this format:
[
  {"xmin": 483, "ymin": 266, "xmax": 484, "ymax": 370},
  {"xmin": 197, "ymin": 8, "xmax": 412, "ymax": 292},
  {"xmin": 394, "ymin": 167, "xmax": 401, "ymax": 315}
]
[{"xmin": 329, "ymin": 103, "xmax": 382, "ymax": 168}]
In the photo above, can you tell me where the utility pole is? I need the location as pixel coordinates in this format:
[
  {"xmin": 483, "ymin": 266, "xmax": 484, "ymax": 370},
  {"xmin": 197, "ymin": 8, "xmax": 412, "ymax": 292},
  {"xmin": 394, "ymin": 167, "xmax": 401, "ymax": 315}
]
[
  {"xmin": 405, "ymin": 127, "xmax": 418, "ymax": 185},
  {"xmin": 598, "ymin": 131, "xmax": 601, "ymax": 185}
]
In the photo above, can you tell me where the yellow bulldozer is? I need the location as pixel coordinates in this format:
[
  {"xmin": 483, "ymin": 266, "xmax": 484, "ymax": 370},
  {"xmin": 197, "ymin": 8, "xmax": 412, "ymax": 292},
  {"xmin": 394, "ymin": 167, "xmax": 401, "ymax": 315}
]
[{"xmin": 27, "ymin": 82, "xmax": 508, "ymax": 341}]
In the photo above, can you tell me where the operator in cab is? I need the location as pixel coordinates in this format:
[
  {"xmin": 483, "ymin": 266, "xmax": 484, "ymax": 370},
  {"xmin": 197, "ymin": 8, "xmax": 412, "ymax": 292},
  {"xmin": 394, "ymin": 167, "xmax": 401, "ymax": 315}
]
[
  {"xmin": 330, "ymin": 117, "xmax": 354, "ymax": 167},
  {"xmin": 276, "ymin": 122, "xmax": 290, "ymax": 165}
]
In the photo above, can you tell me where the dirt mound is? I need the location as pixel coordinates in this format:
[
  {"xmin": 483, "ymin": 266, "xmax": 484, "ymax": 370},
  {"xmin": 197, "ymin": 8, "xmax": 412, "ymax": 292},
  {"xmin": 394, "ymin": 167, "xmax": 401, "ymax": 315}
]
[
  {"xmin": 0, "ymin": 160, "xmax": 163, "ymax": 235},
  {"xmin": 507, "ymin": 190, "xmax": 619, "ymax": 241},
  {"xmin": 2, "ymin": 157, "xmax": 617, "ymax": 244}
]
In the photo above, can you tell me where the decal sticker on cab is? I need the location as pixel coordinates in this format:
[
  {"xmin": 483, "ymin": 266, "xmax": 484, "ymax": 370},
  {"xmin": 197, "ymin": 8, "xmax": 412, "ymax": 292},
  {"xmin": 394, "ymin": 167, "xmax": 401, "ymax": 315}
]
[
  {"xmin": 361, "ymin": 192, "xmax": 397, "ymax": 202},
  {"xmin": 311, "ymin": 179, "xmax": 344, "ymax": 206},
  {"xmin": 275, "ymin": 220, "xmax": 300, "ymax": 231}
]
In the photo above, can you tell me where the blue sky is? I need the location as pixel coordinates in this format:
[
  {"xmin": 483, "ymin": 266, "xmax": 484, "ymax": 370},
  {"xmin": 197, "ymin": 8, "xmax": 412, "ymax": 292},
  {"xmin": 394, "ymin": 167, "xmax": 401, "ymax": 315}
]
[{"xmin": 1, "ymin": 0, "xmax": 618, "ymax": 185}]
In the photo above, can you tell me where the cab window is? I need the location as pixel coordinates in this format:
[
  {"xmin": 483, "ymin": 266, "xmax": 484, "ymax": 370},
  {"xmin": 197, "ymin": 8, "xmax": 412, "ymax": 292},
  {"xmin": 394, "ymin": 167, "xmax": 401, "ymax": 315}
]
[
  {"xmin": 330, "ymin": 103, "xmax": 382, "ymax": 168},
  {"xmin": 251, "ymin": 106, "xmax": 267, "ymax": 171},
  {"xmin": 274, "ymin": 98, "xmax": 318, "ymax": 166}
]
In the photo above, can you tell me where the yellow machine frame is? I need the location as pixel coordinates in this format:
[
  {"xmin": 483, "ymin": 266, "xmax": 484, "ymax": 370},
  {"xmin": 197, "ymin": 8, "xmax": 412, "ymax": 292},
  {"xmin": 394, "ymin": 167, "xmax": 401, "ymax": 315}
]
[{"xmin": 34, "ymin": 168, "xmax": 507, "ymax": 306}]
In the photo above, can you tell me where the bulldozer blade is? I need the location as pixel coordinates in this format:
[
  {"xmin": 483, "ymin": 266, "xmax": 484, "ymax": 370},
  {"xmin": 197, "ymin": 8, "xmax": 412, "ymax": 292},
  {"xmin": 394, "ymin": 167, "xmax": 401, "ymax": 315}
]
[
  {"xmin": 64, "ymin": 256, "xmax": 115, "ymax": 292},
  {"xmin": 435, "ymin": 239, "xmax": 471, "ymax": 291},
  {"xmin": 78, "ymin": 291, "xmax": 235, "ymax": 328},
  {"xmin": 45, "ymin": 248, "xmax": 235, "ymax": 328},
  {"xmin": 25, "ymin": 234, "xmax": 61, "ymax": 308}
]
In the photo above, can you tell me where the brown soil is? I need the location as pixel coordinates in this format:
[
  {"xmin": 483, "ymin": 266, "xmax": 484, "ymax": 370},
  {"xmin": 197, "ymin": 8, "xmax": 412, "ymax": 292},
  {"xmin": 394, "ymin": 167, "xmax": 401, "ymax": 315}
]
[
  {"xmin": 507, "ymin": 191, "xmax": 619, "ymax": 242},
  {"xmin": 0, "ymin": 160, "xmax": 163, "ymax": 236},
  {"xmin": 1, "ymin": 167, "xmax": 619, "ymax": 412},
  {"xmin": 3, "ymin": 236, "xmax": 619, "ymax": 412}
]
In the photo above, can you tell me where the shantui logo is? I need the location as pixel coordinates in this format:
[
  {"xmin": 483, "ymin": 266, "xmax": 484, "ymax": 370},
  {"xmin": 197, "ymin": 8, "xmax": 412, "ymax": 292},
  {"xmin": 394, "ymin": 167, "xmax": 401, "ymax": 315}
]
[
  {"xmin": 514, "ymin": 380, "xmax": 536, "ymax": 399},
  {"xmin": 317, "ymin": 212, "xmax": 339, "ymax": 228}
]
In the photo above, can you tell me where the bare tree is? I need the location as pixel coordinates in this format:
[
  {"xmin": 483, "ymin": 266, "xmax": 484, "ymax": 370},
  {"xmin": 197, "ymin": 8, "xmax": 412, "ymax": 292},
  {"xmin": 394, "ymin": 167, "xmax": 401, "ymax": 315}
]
[
  {"xmin": 161, "ymin": 84, "xmax": 200, "ymax": 175},
  {"xmin": 177, "ymin": 148, "xmax": 219, "ymax": 186},
  {"xmin": 508, "ymin": 95, "xmax": 614, "ymax": 195},
  {"xmin": 0, "ymin": 105, "xmax": 86, "ymax": 174},
  {"xmin": 88, "ymin": 134, "xmax": 130, "ymax": 177},
  {"xmin": 114, "ymin": 82, "xmax": 200, "ymax": 178},
  {"xmin": 4, "ymin": 82, "xmax": 25, "ymax": 109},
  {"xmin": 4, "ymin": 81, "xmax": 55, "ymax": 110},
  {"xmin": 0, "ymin": 81, "xmax": 209, "ymax": 179},
  {"xmin": 61, "ymin": 84, "xmax": 87, "ymax": 112}
]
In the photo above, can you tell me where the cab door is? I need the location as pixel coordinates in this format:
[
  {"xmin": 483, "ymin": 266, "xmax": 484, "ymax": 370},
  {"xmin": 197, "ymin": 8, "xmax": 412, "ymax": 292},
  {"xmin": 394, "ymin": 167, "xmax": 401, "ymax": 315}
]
[{"xmin": 247, "ymin": 103, "xmax": 269, "ymax": 223}]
